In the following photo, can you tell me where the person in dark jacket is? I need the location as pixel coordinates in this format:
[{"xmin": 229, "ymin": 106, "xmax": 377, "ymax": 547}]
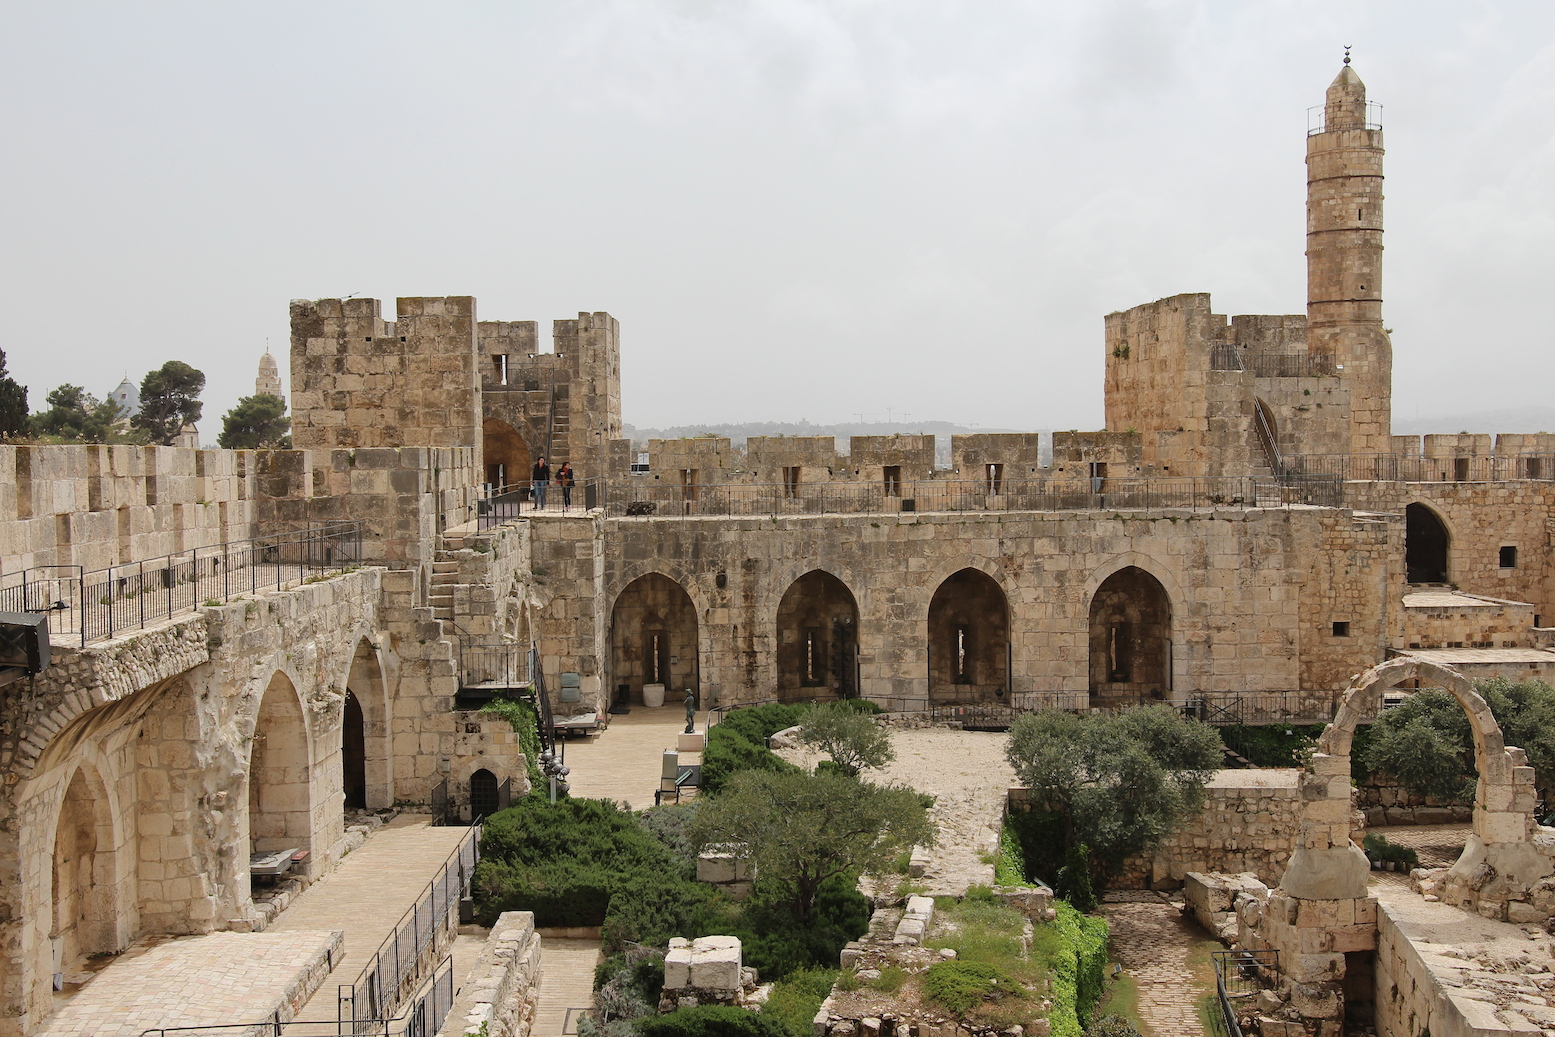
[
  {"xmin": 556, "ymin": 461, "xmax": 576, "ymax": 512},
  {"xmin": 531, "ymin": 456, "xmax": 550, "ymax": 510}
]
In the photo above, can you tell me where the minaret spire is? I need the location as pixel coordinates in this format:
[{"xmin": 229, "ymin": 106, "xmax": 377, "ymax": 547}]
[{"xmin": 1307, "ymin": 58, "xmax": 1390, "ymax": 453}]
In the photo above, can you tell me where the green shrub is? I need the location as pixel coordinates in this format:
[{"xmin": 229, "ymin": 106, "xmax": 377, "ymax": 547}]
[
  {"xmin": 762, "ymin": 968, "xmax": 839, "ymax": 1037},
  {"xmin": 923, "ymin": 960, "xmax": 1026, "ymax": 1016},
  {"xmin": 701, "ymin": 723, "xmax": 801, "ymax": 794},
  {"xmin": 1054, "ymin": 844, "xmax": 1096, "ymax": 912},
  {"xmin": 638, "ymin": 1005, "xmax": 791, "ymax": 1037},
  {"xmin": 1218, "ymin": 724, "xmax": 1327, "ymax": 768},
  {"xmin": 638, "ymin": 802, "xmax": 703, "ymax": 864},
  {"xmin": 1085, "ymin": 1015, "xmax": 1145, "ymax": 1037},
  {"xmin": 1004, "ymin": 809, "xmax": 1067, "ymax": 886},
  {"xmin": 868, "ymin": 966, "xmax": 908, "ymax": 993},
  {"xmin": 1045, "ymin": 902, "xmax": 1109, "ymax": 1037},
  {"xmin": 718, "ymin": 874, "xmax": 870, "ymax": 981},
  {"xmin": 994, "ymin": 820, "xmax": 1026, "ymax": 887},
  {"xmin": 1361, "ymin": 832, "xmax": 1420, "ymax": 869}
]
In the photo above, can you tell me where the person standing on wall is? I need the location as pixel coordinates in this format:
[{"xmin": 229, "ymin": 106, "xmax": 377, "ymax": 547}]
[
  {"xmin": 531, "ymin": 456, "xmax": 550, "ymax": 510},
  {"xmin": 556, "ymin": 460, "xmax": 575, "ymax": 513}
]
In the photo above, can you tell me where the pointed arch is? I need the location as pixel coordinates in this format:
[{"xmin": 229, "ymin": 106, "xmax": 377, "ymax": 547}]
[
  {"xmin": 610, "ymin": 573, "xmax": 700, "ymax": 706},
  {"xmin": 344, "ymin": 637, "xmax": 390, "ymax": 810},
  {"xmin": 248, "ymin": 672, "xmax": 314, "ymax": 858},
  {"xmin": 776, "ymin": 570, "xmax": 860, "ymax": 699},
  {"xmin": 1088, "ymin": 565, "xmax": 1173, "ymax": 708},
  {"xmin": 927, "ymin": 568, "xmax": 1010, "ymax": 703}
]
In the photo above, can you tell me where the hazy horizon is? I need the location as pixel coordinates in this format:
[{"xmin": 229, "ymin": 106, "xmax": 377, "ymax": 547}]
[{"xmin": 4, "ymin": 3, "xmax": 1552, "ymax": 437}]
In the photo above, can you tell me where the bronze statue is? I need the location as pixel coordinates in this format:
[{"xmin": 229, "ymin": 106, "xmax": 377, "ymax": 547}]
[{"xmin": 683, "ymin": 689, "xmax": 697, "ymax": 734}]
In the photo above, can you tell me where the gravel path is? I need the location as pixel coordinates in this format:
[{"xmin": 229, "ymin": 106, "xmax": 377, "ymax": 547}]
[{"xmin": 776, "ymin": 727, "xmax": 1015, "ymax": 896}]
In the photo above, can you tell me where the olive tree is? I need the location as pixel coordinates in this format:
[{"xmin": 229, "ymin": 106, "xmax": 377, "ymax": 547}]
[
  {"xmin": 689, "ymin": 768, "xmax": 934, "ymax": 918},
  {"xmin": 1004, "ymin": 705, "xmax": 1223, "ymax": 877},
  {"xmin": 798, "ymin": 701, "xmax": 895, "ymax": 777}
]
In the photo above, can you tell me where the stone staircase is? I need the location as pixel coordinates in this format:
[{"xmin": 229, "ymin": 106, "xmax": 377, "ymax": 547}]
[
  {"xmin": 428, "ymin": 532, "xmax": 467, "ymax": 622},
  {"xmin": 548, "ymin": 396, "xmax": 571, "ymax": 466}
]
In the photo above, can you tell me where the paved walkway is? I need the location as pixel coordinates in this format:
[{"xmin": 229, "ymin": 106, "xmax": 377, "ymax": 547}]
[
  {"xmin": 1100, "ymin": 894, "xmax": 1216, "ymax": 1037},
  {"xmin": 37, "ymin": 931, "xmax": 341, "ymax": 1037},
  {"xmin": 1365, "ymin": 823, "xmax": 1470, "ymax": 894},
  {"xmin": 268, "ymin": 813, "xmax": 472, "ymax": 1023},
  {"xmin": 558, "ymin": 707, "xmax": 704, "ymax": 808},
  {"xmin": 532, "ymin": 937, "xmax": 603, "ymax": 1036}
]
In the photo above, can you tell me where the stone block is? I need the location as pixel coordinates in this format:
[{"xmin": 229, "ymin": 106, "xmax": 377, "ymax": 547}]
[
  {"xmin": 678, "ymin": 733, "xmax": 705, "ymax": 752},
  {"xmin": 689, "ymin": 935, "xmax": 743, "ymax": 991},
  {"xmin": 664, "ymin": 939, "xmax": 693, "ymax": 989}
]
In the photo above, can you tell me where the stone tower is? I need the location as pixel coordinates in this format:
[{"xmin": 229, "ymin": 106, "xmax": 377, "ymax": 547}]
[
  {"xmin": 1307, "ymin": 59, "xmax": 1391, "ymax": 453},
  {"xmin": 256, "ymin": 351, "xmax": 282, "ymax": 398}
]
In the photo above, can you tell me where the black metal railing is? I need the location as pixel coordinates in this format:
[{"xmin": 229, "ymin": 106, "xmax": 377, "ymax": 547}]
[
  {"xmin": 1211, "ymin": 949, "xmax": 1279, "ymax": 1037},
  {"xmin": 1286, "ymin": 451, "xmax": 1555, "ymax": 484},
  {"xmin": 530, "ymin": 645, "xmax": 556, "ymax": 754},
  {"xmin": 143, "ymin": 956, "xmax": 454, "ymax": 1036},
  {"xmin": 1210, "ymin": 347, "xmax": 1338, "ymax": 378},
  {"xmin": 1307, "ymin": 101, "xmax": 1383, "ymax": 135},
  {"xmin": 0, "ymin": 523, "xmax": 362, "ymax": 648},
  {"xmin": 461, "ymin": 478, "xmax": 605, "ymax": 529},
  {"xmin": 338, "ymin": 829, "xmax": 479, "ymax": 1034},
  {"xmin": 458, "ymin": 639, "xmax": 533, "ymax": 689}
]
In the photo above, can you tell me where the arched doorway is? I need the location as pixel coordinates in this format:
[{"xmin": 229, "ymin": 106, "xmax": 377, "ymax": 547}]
[
  {"xmin": 611, "ymin": 574, "xmax": 699, "ymax": 705},
  {"xmin": 776, "ymin": 571, "xmax": 859, "ymax": 699},
  {"xmin": 249, "ymin": 673, "xmax": 313, "ymax": 857},
  {"xmin": 342, "ymin": 692, "xmax": 366, "ymax": 811},
  {"xmin": 483, "ymin": 416, "xmax": 531, "ymax": 491},
  {"xmin": 52, "ymin": 767, "xmax": 117, "ymax": 978},
  {"xmin": 1405, "ymin": 502, "xmax": 1450, "ymax": 584},
  {"xmin": 469, "ymin": 769, "xmax": 499, "ymax": 819},
  {"xmin": 1254, "ymin": 398, "xmax": 1281, "ymax": 472},
  {"xmin": 345, "ymin": 639, "xmax": 388, "ymax": 810},
  {"xmin": 927, "ymin": 569, "xmax": 1010, "ymax": 703},
  {"xmin": 1089, "ymin": 566, "xmax": 1172, "ymax": 708}
]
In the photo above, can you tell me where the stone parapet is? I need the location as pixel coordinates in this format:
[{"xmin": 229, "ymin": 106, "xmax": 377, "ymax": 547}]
[{"xmin": 437, "ymin": 912, "xmax": 541, "ymax": 1037}]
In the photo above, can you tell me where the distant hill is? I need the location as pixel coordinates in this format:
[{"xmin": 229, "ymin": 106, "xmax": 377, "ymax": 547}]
[
  {"xmin": 623, "ymin": 420, "xmax": 1044, "ymax": 468},
  {"xmin": 1393, "ymin": 405, "xmax": 1555, "ymax": 438}
]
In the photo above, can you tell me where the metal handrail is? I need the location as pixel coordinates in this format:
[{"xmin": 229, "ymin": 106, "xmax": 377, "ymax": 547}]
[
  {"xmin": 338, "ymin": 829, "xmax": 479, "ymax": 1033},
  {"xmin": 0, "ymin": 522, "xmax": 362, "ymax": 648}
]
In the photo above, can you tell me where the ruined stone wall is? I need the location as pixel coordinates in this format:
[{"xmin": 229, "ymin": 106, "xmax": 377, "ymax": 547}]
[
  {"xmin": 1403, "ymin": 595, "xmax": 1538, "ymax": 649},
  {"xmin": 1104, "ymin": 294, "xmax": 1213, "ymax": 472},
  {"xmin": 1347, "ymin": 481, "xmax": 1555, "ymax": 618},
  {"xmin": 552, "ymin": 313, "xmax": 622, "ymax": 484},
  {"xmin": 745, "ymin": 436, "xmax": 842, "ymax": 483},
  {"xmin": 289, "ymin": 296, "xmax": 482, "ymax": 451},
  {"xmin": 527, "ymin": 516, "xmax": 606, "ymax": 713},
  {"xmin": 1111, "ymin": 771, "xmax": 1303, "ymax": 888},
  {"xmin": 529, "ymin": 506, "xmax": 1392, "ymax": 709}
]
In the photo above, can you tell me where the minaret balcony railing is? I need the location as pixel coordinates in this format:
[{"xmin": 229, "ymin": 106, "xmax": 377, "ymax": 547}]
[{"xmin": 1307, "ymin": 101, "xmax": 1384, "ymax": 135}]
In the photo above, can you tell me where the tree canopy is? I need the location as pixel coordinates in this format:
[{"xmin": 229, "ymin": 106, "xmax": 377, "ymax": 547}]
[
  {"xmin": 688, "ymin": 768, "xmax": 934, "ymax": 918},
  {"xmin": 218, "ymin": 393, "xmax": 291, "ymax": 449},
  {"xmin": 1362, "ymin": 679, "xmax": 1555, "ymax": 803},
  {"xmin": 133, "ymin": 361, "xmax": 205, "ymax": 445},
  {"xmin": 32, "ymin": 384, "xmax": 128, "ymax": 443},
  {"xmin": 1005, "ymin": 705, "xmax": 1223, "ymax": 877},
  {"xmin": 797, "ymin": 700, "xmax": 896, "ymax": 777},
  {"xmin": 0, "ymin": 349, "xmax": 27, "ymax": 438}
]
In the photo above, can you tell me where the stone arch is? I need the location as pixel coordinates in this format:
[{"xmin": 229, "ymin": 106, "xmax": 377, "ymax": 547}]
[
  {"xmin": 775, "ymin": 570, "xmax": 860, "ymax": 699},
  {"xmin": 927, "ymin": 568, "xmax": 1010, "ymax": 704},
  {"xmin": 248, "ymin": 671, "xmax": 315, "ymax": 858},
  {"xmin": 50, "ymin": 763, "xmax": 123, "ymax": 979},
  {"xmin": 610, "ymin": 573, "xmax": 700, "ymax": 706},
  {"xmin": 483, "ymin": 416, "xmax": 531, "ymax": 490},
  {"xmin": 469, "ymin": 768, "xmax": 499, "ymax": 818},
  {"xmin": 344, "ymin": 637, "xmax": 390, "ymax": 810},
  {"xmin": 1254, "ymin": 397, "xmax": 1281, "ymax": 470},
  {"xmin": 1281, "ymin": 656, "xmax": 1543, "ymax": 905},
  {"xmin": 1087, "ymin": 566, "xmax": 1173, "ymax": 708},
  {"xmin": 1405, "ymin": 500, "xmax": 1451, "ymax": 584}
]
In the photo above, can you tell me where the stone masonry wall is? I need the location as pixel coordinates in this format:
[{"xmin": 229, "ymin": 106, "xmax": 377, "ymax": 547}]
[{"xmin": 529, "ymin": 506, "xmax": 1390, "ymax": 710}]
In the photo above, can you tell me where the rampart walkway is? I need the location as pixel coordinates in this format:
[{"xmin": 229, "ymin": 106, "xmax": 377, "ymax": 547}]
[{"xmin": 267, "ymin": 814, "xmax": 473, "ymax": 1023}]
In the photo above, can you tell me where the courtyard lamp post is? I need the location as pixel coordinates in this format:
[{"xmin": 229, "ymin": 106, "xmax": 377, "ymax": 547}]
[{"xmin": 538, "ymin": 748, "xmax": 570, "ymax": 804}]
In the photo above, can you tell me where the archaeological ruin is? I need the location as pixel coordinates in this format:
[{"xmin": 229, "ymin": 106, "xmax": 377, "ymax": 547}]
[{"xmin": 2, "ymin": 60, "xmax": 1554, "ymax": 1037}]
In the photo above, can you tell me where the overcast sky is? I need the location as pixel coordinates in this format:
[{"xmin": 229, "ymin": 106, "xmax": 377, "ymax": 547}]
[{"xmin": 3, "ymin": 1, "xmax": 1552, "ymax": 436}]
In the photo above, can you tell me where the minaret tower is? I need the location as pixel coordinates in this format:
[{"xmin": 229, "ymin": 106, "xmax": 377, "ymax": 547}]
[{"xmin": 1307, "ymin": 51, "xmax": 1391, "ymax": 453}]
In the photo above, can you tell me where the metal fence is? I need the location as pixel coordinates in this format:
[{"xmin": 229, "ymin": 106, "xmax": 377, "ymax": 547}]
[
  {"xmin": 1181, "ymin": 692, "xmax": 1323, "ymax": 726},
  {"xmin": 464, "ymin": 479, "xmax": 605, "ymax": 529},
  {"xmin": 1211, "ymin": 949, "xmax": 1279, "ymax": 1037},
  {"xmin": 0, "ymin": 523, "xmax": 362, "ymax": 648},
  {"xmin": 1286, "ymin": 451, "xmax": 1555, "ymax": 484},
  {"xmin": 1209, "ymin": 346, "xmax": 1339, "ymax": 378},
  {"xmin": 458, "ymin": 639, "xmax": 533, "ymax": 689},
  {"xmin": 143, "ymin": 955, "xmax": 454, "ymax": 1037},
  {"xmin": 338, "ymin": 829, "xmax": 479, "ymax": 1034}
]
